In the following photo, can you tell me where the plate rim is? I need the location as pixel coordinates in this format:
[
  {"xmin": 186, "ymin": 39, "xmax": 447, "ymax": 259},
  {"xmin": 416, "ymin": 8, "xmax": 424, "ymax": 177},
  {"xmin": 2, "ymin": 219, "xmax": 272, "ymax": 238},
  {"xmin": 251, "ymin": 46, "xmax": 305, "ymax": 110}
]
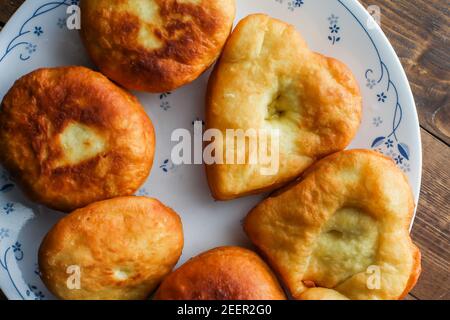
[
  {"xmin": 340, "ymin": 0, "xmax": 422, "ymax": 204},
  {"xmin": 0, "ymin": 0, "xmax": 423, "ymax": 300}
]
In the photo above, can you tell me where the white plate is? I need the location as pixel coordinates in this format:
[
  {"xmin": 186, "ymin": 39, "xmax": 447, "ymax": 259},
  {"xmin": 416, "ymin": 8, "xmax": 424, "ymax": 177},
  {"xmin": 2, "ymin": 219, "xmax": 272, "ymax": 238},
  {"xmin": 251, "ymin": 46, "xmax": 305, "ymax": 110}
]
[{"xmin": 0, "ymin": 0, "xmax": 421, "ymax": 300}]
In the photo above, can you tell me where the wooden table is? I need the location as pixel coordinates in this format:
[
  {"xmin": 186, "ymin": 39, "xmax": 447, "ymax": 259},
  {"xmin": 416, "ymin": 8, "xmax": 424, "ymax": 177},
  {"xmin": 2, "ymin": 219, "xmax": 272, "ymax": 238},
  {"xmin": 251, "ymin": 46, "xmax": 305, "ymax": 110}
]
[{"xmin": 0, "ymin": 0, "xmax": 448, "ymax": 300}]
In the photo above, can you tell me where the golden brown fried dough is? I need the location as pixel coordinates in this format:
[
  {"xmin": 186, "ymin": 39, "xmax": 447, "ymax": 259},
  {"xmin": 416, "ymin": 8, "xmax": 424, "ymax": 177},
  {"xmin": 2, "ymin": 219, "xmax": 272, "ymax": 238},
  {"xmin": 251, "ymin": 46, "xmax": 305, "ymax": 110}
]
[
  {"xmin": 206, "ymin": 14, "xmax": 362, "ymax": 200},
  {"xmin": 154, "ymin": 246, "xmax": 286, "ymax": 300},
  {"xmin": 0, "ymin": 66, "xmax": 155, "ymax": 212},
  {"xmin": 80, "ymin": 0, "xmax": 236, "ymax": 92},
  {"xmin": 244, "ymin": 150, "xmax": 421, "ymax": 300},
  {"xmin": 39, "ymin": 196, "xmax": 183, "ymax": 300}
]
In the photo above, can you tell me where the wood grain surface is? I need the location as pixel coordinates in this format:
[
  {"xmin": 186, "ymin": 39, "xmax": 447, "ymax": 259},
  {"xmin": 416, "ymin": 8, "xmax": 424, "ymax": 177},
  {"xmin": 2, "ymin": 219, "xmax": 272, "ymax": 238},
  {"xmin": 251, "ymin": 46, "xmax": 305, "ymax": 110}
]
[
  {"xmin": 0, "ymin": 0, "xmax": 448, "ymax": 301},
  {"xmin": 359, "ymin": 0, "xmax": 450, "ymax": 145}
]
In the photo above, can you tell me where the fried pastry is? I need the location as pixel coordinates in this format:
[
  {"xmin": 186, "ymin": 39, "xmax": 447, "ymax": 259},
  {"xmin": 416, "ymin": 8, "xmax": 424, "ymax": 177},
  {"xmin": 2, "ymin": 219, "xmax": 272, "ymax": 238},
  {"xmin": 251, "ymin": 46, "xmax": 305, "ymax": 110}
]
[
  {"xmin": 39, "ymin": 196, "xmax": 183, "ymax": 300},
  {"xmin": 154, "ymin": 246, "xmax": 286, "ymax": 300},
  {"xmin": 80, "ymin": 0, "xmax": 236, "ymax": 92},
  {"xmin": 0, "ymin": 66, "xmax": 155, "ymax": 212},
  {"xmin": 206, "ymin": 14, "xmax": 362, "ymax": 200},
  {"xmin": 244, "ymin": 150, "xmax": 421, "ymax": 300}
]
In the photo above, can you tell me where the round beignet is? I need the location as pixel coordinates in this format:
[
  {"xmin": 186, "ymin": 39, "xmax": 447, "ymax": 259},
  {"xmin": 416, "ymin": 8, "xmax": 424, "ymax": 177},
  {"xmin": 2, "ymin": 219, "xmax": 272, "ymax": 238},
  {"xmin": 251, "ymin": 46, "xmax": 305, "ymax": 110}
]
[
  {"xmin": 0, "ymin": 66, "xmax": 155, "ymax": 212},
  {"xmin": 244, "ymin": 150, "xmax": 421, "ymax": 300},
  {"xmin": 80, "ymin": 0, "xmax": 236, "ymax": 92},
  {"xmin": 154, "ymin": 246, "xmax": 286, "ymax": 300},
  {"xmin": 39, "ymin": 196, "xmax": 184, "ymax": 300},
  {"xmin": 206, "ymin": 14, "xmax": 362, "ymax": 200}
]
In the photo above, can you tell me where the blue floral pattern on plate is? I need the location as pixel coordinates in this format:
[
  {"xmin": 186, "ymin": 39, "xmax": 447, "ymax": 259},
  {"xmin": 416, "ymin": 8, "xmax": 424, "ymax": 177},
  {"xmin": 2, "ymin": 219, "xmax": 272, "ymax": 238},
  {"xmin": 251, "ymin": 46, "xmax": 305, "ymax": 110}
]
[
  {"xmin": 0, "ymin": 0, "xmax": 421, "ymax": 300},
  {"xmin": 0, "ymin": 0, "xmax": 77, "ymax": 63},
  {"xmin": 337, "ymin": 0, "xmax": 412, "ymax": 169},
  {"xmin": 275, "ymin": 0, "xmax": 305, "ymax": 11},
  {"xmin": 159, "ymin": 92, "xmax": 172, "ymax": 111},
  {"xmin": 327, "ymin": 14, "xmax": 341, "ymax": 44},
  {"xmin": 1, "ymin": 241, "xmax": 45, "ymax": 300}
]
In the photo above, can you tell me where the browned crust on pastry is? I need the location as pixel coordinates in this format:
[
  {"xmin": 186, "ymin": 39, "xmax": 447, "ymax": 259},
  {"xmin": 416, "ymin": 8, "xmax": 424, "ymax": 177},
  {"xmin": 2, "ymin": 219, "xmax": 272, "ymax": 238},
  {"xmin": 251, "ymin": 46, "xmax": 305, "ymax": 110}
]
[
  {"xmin": 80, "ymin": 0, "xmax": 236, "ymax": 92},
  {"xmin": 154, "ymin": 246, "xmax": 286, "ymax": 300},
  {"xmin": 0, "ymin": 66, "xmax": 155, "ymax": 212},
  {"xmin": 244, "ymin": 150, "xmax": 421, "ymax": 300},
  {"xmin": 205, "ymin": 14, "xmax": 362, "ymax": 200},
  {"xmin": 399, "ymin": 245, "xmax": 421, "ymax": 300},
  {"xmin": 39, "ymin": 196, "xmax": 184, "ymax": 300}
]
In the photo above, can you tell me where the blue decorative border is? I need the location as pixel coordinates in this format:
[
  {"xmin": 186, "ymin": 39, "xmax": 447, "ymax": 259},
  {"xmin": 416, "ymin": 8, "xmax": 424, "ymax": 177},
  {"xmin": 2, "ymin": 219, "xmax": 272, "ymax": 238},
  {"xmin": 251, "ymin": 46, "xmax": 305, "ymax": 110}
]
[
  {"xmin": 1, "ymin": 170, "xmax": 14, "ymax": 195},
  {"xmin": 327, "ymin": 14, "xmax": 341, "ymax": 44},
  {"xmin": 1, "ymin": 168, "xmax": 45, "ymax": 299},
  {"xmin": 0, "ymin": 0, "xmax": 416, "ymax": 300},
  {"xmin": 0, "ymin": 240, "xmax": 45, "ymax": 300},
  {"xmin": 0, "ymin": 0, "xmax": 71, "ymax": 299},
  {"xmin": 337, "ymin": 0, "xmax": 410, "ymax": 171},
  {"xmin": 159, "ymin": 92, "xmax": 172, "ymax": 111},
  {"xmin": 272, "ymin": 0, "xmax": 410, "ymax": 170},
  {"xmin": 275, "ymin": 0, "xmax": 305, "ymax": 11},
  {"xmin": 0, "ymin": 0, "xmax": 78, "ymax": 63},
  {"xmin": 0, "ymin": 244, "xmax": 25, "ymax": 300},
  {"xmin": 3, "ymin": 0, "xmax": 408, "ymax": 168}
]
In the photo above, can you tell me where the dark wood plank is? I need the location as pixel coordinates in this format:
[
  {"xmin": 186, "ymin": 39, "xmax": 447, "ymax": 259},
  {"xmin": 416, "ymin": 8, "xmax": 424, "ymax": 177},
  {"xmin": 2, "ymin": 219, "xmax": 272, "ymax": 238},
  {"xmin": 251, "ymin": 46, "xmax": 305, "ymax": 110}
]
[
  {"xmin": 0, "ymin": 0, "xmax": 25, "ymax": 25},
  {"xmin": 409, "ymin": 129, "xmax": 450, "ymax": 300},
  {"xmin": 359, "ymin": 0, "xmax": 450, "ymax": 145}
]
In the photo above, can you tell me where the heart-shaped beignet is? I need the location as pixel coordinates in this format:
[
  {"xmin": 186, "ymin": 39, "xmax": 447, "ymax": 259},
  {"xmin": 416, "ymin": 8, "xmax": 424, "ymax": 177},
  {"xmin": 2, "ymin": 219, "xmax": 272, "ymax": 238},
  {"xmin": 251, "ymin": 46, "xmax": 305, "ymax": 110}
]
[
  {"xmin": 244, "ymin": 150, "xmax": 421, "ymax": 300},
  {"xmin": 205, "ymin": 14, "xmax": 362, "ymax": 200}
]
